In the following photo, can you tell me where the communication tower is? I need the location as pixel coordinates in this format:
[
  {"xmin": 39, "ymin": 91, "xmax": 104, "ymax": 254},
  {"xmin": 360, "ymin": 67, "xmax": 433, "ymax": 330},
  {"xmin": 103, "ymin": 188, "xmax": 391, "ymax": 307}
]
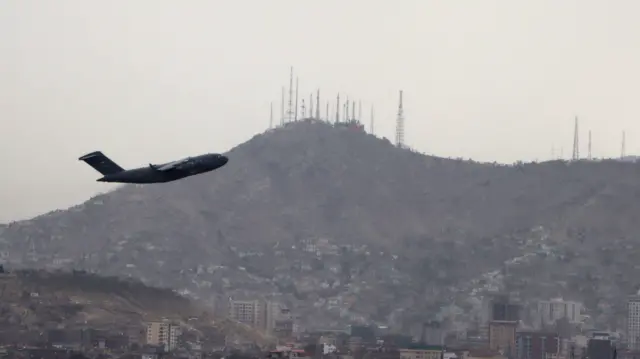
[
  {"xmin": 316, "ymin": 90, "xmax": 320, "ymax": 119},
  {"xmin": 269, "ymin": 102, "xmax": 273, "ymax": 129},
  {"xmin": 287, "ymin": 67, "xmax": 293, "ymax": 123},
  {"xmin": 395, "ymin": 90, "xmax": 405, "ymax": 148},
  {"xmin": 370, "ymin": 105, "xmax": 375, "ymax": 135},
  {"xmin": 294, "ymin": 77, "xmax": 299, "ymax": 121},
  {"xmin": 572, "ymin": 116, "xmax": 579, "ymax": 161},
  {"xmin": 280, "ymin": 87, "xmax": 285, "ymax": 126}
]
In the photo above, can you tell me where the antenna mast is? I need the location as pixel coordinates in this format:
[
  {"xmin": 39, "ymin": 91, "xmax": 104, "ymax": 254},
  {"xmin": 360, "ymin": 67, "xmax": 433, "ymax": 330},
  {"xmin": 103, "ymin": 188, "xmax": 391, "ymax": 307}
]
[
  {"xmin": 370, "ymin": 105, "xmax": 375, "ymax": 135},
  {"xmin": 280, "ymin": 86, "xmax": 285, "ymax": 126},
  {"xmin": 325, "ymin": 101, "xmax": 329, "ymax": 123},
  {"xmin": 572, "ymin": 116, "xmax": 579, "ymax": 161},
  {"xmin": 316, "ymin": 90, "xmax": 320, "ymax": 119},
  {"xmin": 294, "ymin": 77, "xmax": 299, "ymax": 121},
  {"xmin": 396, "ymin": 90, "xmax": 405, "ymax": 148},
  {"xmin": 301, "ymin": 99, "xmax": 306, "ymax": 118},
  {"xmin": 336, "ymin": 94, "xmax": 340, "ymax": 123},
  {"xmin": 345, "ymin": 98, "xmax": 350, "ymax": 121},
  {"xmin": 287, "ymin": 67, "xmax": 293, "ymax": 123},
  {"xmin": 269, "ymin": 102, "xmax": 273, "ymax": 129},
  {"xmin": 309, "ymin": 93, "xmax": 314, "ymax": 119},
  {"xmin": 352, "ymin": 101, "xmax": 356, "ymax": 121}
]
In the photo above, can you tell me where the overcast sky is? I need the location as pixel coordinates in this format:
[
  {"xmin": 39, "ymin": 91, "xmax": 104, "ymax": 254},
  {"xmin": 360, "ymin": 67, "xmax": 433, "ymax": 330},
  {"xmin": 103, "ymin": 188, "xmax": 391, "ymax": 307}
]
[{"xmin": 1, "ymin": 0, "xmax": 639, "ymax": 222}]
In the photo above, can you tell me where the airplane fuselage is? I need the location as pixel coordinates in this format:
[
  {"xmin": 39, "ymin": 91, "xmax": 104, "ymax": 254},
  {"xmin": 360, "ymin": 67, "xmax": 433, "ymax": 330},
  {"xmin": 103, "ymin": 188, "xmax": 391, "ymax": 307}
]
[{"xmin": 88, "ymin": 153, "xmax": 228, "ymax": 184}]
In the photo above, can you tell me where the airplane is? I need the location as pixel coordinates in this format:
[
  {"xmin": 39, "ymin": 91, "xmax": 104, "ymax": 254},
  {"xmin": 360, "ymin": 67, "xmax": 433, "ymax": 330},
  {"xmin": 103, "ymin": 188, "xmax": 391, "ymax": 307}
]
[{"xmin": 79, "ymin": 151, "xmax": 228, "ymax": 184}]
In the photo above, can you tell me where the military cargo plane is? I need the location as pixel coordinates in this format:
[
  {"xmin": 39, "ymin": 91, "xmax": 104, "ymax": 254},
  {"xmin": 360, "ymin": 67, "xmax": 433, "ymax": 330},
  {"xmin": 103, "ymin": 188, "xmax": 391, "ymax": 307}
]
[{"xmin": 79, "ymin": 151, "xmax": 228, "ymax": 184}]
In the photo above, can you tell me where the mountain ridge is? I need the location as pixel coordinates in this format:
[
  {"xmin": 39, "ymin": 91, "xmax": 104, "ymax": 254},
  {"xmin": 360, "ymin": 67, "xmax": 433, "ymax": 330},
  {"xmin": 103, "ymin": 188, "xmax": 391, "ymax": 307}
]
[{"xmin": 1, "ymin": 119, "xmax": 640, "ymax": 330}]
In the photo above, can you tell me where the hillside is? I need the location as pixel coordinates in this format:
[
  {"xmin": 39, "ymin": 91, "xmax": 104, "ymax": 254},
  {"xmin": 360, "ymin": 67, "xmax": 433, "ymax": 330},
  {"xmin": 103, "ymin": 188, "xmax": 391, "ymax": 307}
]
[
  {"xmin": 0, "ymin": 269, "xmax": 197, "ymax": 329},
  {"xmin": 1, "ymin": 119, "xmax": 640, "ymax": 331}
]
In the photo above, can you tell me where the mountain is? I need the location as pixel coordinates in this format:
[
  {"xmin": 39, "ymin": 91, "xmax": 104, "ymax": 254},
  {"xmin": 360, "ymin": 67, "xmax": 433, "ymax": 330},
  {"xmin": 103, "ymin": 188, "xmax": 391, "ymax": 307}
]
[{"xmin": 1, "ymin": 119, "xmax": 640, "ymax": 332}]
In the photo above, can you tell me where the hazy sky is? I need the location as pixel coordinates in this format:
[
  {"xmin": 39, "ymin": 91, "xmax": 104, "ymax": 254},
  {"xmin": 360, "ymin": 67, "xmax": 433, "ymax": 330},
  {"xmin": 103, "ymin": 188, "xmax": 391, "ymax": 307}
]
[{"xmin": 1, "ymin": 0, "xmax": 639, "ymax": 222}]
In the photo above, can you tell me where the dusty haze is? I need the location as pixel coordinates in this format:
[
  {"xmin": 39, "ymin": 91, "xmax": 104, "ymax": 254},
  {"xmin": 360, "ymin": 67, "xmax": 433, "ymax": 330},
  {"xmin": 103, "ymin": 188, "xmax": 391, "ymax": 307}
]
[{"xmin": 1, "ymin": 0, "xmax": 639, "ymax": 222}]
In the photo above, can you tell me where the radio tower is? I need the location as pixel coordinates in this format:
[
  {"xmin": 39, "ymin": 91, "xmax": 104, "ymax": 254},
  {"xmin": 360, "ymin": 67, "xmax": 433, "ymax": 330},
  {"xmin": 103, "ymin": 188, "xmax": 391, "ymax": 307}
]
[
  {"xmin": 588, "ymin": 130, "xmax": 592, "ymax": 160},
  {"xmin": 287, "ymin": 67, "xmax": 293, "ymax": 123},
  {"xmin": 294, "ymin": 77, "xmax": 299, "ymax": 121},
  {"xmin": 269, "ymin": 102, "xmax": 273, "ymax": 129},
  {"xmin": 370, "ymin": 105, "xmax": 375, "ymax": 135},
  {"xmin": 621, "ymin": 131, "xmax": 626, "ymax": 159},
  {"xmin": 325, "ymin": 101, "xmax": 329, "ymax": 123},
  {"xmin": 345, "ymin": 98, "xmax": 350, "ymax": 121},
  {"xmin": 316, "ymin": 90, "xmax": 320, "ymax": 119},
  {"xmin": 352, "ymin": 101, "xmax": 356, "ymax": 121},
  {"xmin": 396, "ymin": 90, "xmax": 405, "ymax": 148},
  {"xmin": 572, "ymin": 116, "xmax": 579, "ymax": 161},
  {"xmin": 280, "ymin": 87, "xmax": 285, "ymax": 126}
]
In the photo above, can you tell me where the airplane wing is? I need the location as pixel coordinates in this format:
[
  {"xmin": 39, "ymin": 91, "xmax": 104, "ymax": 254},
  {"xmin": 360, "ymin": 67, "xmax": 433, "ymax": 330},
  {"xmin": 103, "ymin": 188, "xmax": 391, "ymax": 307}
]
[{"xmin": 152, "ymin": 158, "xmax": 191, "ymax": 172}]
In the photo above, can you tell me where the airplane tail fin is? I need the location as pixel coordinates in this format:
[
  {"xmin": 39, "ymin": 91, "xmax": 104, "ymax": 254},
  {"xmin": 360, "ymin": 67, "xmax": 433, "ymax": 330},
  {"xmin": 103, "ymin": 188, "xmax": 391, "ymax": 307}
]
[{"xmin": 78, "ymin": 151, "xmax": 125, "ymax": 176}]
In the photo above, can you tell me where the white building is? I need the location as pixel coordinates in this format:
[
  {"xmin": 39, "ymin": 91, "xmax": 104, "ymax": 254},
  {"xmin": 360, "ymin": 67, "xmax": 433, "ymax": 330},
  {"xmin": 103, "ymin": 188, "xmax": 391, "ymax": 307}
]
[
  {"xmin": 146, "ymin": 321, "xmax": 181, "ymax": 351},
  {"xmin": 537, "ymin": 298, "xmax": 583, "ymax": 325},
  {"xmin": 628, "ymin": 295, "xmax": 640, "ymax": 350}
]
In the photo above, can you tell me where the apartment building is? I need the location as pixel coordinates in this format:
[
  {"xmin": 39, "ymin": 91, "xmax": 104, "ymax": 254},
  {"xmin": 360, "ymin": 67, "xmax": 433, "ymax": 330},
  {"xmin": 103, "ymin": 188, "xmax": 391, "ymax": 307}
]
[
  {"xmin": 537, "ymin": 298, "xmax": 582, "ymax": 325},
  {"xmin": 628, "ymin": 295, "xmax": 640, "ymax": 350},
  {"xmin": 146, "ymin": 321, "xmax": 181, "ymax": 351}
]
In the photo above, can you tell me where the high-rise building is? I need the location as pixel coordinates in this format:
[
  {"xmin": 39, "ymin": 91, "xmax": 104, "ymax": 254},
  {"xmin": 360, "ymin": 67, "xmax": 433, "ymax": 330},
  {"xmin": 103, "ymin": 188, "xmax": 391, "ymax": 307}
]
[
  {"xmin": 628, "ymin": 295, "xmax": 640, "ymax": 350},
  {"xmin": 228, "ymin": 299, "xmax": 267, "ymax": 329},
  {"xmin": 537, "ymin": 298, "xmax": 582, "ymax": 325},
  {"xmin": 146, "ymin": 321, "xmax": 181, "ymax": 351}
]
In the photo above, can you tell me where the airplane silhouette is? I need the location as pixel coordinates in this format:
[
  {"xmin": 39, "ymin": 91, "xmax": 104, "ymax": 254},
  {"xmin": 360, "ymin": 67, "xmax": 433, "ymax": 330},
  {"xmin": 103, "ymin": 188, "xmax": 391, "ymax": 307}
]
[{"xmin": 79, "ymin": 151, "xmax": 228, "ymax": 184}]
